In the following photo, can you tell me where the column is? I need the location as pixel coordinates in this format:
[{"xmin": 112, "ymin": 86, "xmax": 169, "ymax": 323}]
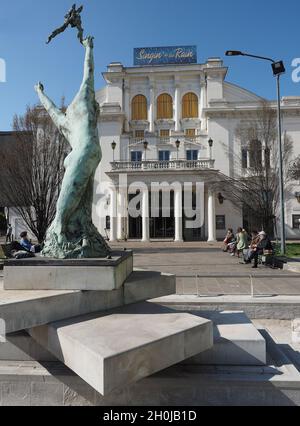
[
  {"xmin": 174, "ymin": 78, "xmax": 181, "ymax": 132},
  {"xmin": 124, "ymin": 83, "xmax": 130, "ymax": 133},
  {"xmin": 149, "ymin": 79, "xmax": 155, "ymax": 133},
  {"xmin": 117, "ymin": 188, "xmax": 127, "ymax": 240},
  {"xmin": 174, "ymin": 187, "xmax": 183, "ymax": 242},
  {"xmin": 247, "ymin": 150, "xmax": 250, "ymax": 169},
  {"xmin": 110, "ymin": 188, "xmax": 117, "ymax": 242},
  {"xmin": 207, "ymin": 189, "xmax": 217, "ymax": 242},
  {"xmin": 142, "ymin": 188, "xmax": 150, "ymax": 242},
  {"xmin": 200, "ymin": 76, "xmax": 207, "ymax": 131}
]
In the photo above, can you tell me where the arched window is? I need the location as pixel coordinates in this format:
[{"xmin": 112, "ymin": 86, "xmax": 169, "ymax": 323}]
[
  {"xmin": 131, "ymin": 95, "xmax": 147, "ymax": 120},
  {"xmin": 182, "ymin": 93, "xmax": 199, "ymax": 119},
  {"xmin": 157, "ymin": 94, "xmax": 173, "ymax": 119}
]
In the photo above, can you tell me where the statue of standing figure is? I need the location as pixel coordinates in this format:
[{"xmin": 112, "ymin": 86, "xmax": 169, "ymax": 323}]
[
  {"xmin": 36, "ymin": 16, "xmax": 111, "ymax": 259},
  {"xmin": 46, "ymin": 4, "xmax": 84, "ymax": 44}
]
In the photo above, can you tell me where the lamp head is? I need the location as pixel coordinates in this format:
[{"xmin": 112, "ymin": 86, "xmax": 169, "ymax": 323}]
[
  {"xmin": 143, "ymin": 140, "xmax": 149, "ymax": 150},
  {"xmin": 208, "ymin": 138, "xmax": 214, "ymax": 148},
  {"xmin": 111, "ymin": 141, "xmax": 117, "ymax": 151},
  {"xmin": 175, "ymin": 139, "xmax": 181, "ymax": 150},
  {"xmin": 225, "ymin": 50, "xmax": 243, "ymax": 57},
  {"xmin": 272, "ymin": 61, "xmax": 285, "ymax": 76},
  {"xmin": 218, "ymin": 193, "xmax": 225, "ymax": 205}
]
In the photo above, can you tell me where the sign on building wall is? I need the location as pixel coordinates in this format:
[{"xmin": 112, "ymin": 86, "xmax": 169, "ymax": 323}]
[{"xmin": 134, "ymin": 46, "xmax": 197, "ymax": 66}]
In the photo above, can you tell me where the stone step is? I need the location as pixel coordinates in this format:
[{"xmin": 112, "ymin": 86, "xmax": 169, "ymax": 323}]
[
  {"xmin": 0, "ymin": 311, "xmax": 266, "ymax": 366},
  {"xmin": 29, "ymin": 302, "xmax": 213, "ymax": 396},
  {"xmin": 0, "ymin": 331, "xmax": 57, "ymax": 362},
  {"xmin": 0, "ymin": 270, "xmax": 175, "ymax": 334},
  {"xmin": 183, "ymin": 311, "xmax": 266, "ymax": 366},
  {"xmin": 3, "ymin": 251, "xmax": 133, "ymax": 291}
]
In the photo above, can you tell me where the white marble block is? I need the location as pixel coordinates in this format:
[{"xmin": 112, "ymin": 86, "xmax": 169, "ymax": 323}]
[{"xmin": 29, "ymin": 302, "xmax": 213, "ymax": 395}]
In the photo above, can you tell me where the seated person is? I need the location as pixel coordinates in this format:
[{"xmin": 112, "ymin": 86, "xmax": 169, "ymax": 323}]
[
  {"xmin": 235, "ymin": 228, "xmax": 248, "ymax": 258},
  {"xmin": 223, "ymin": 228, "xmax": 234, "ymax": 252},
  {"xmin": 20, "ymin": 232, "xmax": 41, "ymax": 254},
  {"xmin": 244, "ymin": 231, "xmax": 259, "ymax": 263},
  {"xmin": 248, "ymin": 231, "xmax": 273, "ymax": 269}
]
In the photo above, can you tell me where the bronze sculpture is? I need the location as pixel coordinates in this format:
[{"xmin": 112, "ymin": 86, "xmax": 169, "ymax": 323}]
[
  {"xmin": 36, "ymin": 7, "xmax": 111, "ymax": 259},
  {"xmin": 46, "ymin": 4, "xmax": 84, "ymax": 45}
]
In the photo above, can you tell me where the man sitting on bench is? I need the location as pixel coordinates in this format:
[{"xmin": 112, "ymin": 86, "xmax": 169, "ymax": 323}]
[{"xmin": 248, "ymin": 231, "xmax": 273, "ymax": 269}]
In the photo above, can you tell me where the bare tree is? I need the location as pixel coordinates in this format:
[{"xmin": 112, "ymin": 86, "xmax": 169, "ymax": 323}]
[
  {"xmin": 0, "ymin": 105, "xmax": 69, "ymax": 243},
  {"xmin": 213, "ymin": 102, "xmax": 300, "ymax": 236}
]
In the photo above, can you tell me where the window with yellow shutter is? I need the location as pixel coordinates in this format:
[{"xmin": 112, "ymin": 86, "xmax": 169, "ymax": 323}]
[
  {"xmin": 186, "ymin": 129, "xmax": 196, "ymax": 137},
  {"xmin": 131, "ymin": 95, "xmax": 148, "ymax": 120},
  {"xmin": 157, "ymin": 94, "xmax": 173, "ymax": 119},
  {"xmin": 182, "ymin": 93, "xmax": 199, "ymax": 119}
]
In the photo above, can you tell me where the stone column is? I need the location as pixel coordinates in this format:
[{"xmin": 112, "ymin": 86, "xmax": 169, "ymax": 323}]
[
  {"xmin": 174, "ymin": 187, "xmax": 183, "ymax": 242},
  {"xmin": 142, "ymin": 188, "xmax": 150, "ymax": 242},
  {"xmin": 200, "ymin": 76, "xmax": 207, "ymax": 131},
  {"xmin": 207, "ymin": 189, "xmax": 217, "ymax": 242},
  {"xmin": 247, "ymin": 150, "xmax": 250, "ymax": 169},
  {"xmin": 124, "ymin": 83, "xmax": 130, "ymax": 133},
  {"xmin": 117, "ymin": 188, "xmax": 127, "ymax": 240},
  {"xmin": 149, "ymin": 79, "xmax": 155, "ymax": 133},
  {"xmin": 110, "ymin": 188, "xmax": 117, "ymax": 242},
  {"xmin": 174, "ymin": 78, "xmax": 181, "ymax": 132}
]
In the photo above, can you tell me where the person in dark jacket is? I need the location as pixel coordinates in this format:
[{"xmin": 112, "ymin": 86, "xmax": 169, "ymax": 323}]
[{"xmin": 248, "ymin": 231, "xmax": 273, "ymax": 269}]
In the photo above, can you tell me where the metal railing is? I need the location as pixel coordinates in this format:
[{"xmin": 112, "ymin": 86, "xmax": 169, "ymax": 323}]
[
  {"xmin": 129, "ymin": 136, "xmax": 204, "ymax": 146},
  {"xmin": 111, "ymin": 159, "xmax": 215, "ymax": 172},
  {"xmin": 176, "ymin": 273, "xmax": 300, "ymax": 298}
]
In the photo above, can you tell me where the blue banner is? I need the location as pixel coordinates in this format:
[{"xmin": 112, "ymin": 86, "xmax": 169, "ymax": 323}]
[{"xmin": 134, "ymin": 46, "xmax": 197, "ymax": 66}]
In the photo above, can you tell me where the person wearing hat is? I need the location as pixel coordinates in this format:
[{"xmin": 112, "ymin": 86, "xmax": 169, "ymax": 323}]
[{"xmin": 248, "ymin": 231, "xmax": 273, "ymax": 269}]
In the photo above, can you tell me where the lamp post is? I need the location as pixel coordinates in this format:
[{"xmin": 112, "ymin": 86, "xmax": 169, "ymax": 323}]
[
  {"xmin": 175, "ymin": 139, "xmax": 181, "ymax": 161},
  {"xmin": 111, "ymin": 141, "xmax": 117, "ymax": 162},
  {"xmin": 225, "ymin": 50, "xmax": 286, "ymax": 255},
  {"xmin": 143, "ymin": 140, "xmax": 148, "ymax": 161},
  {"xmin": 208, "ymin": 138, "xmax": 213, "ymax": 160}
]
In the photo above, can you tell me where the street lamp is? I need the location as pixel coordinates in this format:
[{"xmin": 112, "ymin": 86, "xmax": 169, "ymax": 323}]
[
  {"xmin": 225, "ymin": 50, "xmax": 286, "ymax": 255},
  {"xmin": 111, "ymin": 141, "xmax": 117, "ymax": 162},
  {"xmin": 175, "ymin": 140, "xmax": 180, "ymax": 161},
  {"xmin": 143, "ymin": 140, "xmax": 148, "ymax": 161},
  {"xmin": 208, "ymin": 138, "xmax": 213, "ymax": 160}
]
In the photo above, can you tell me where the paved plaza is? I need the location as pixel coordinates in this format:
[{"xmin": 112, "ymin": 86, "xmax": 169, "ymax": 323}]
[
  {"xmin": 1, "ymin": 239, "xmax": 300, "ymax": 297},
  {"xmin": 110, "ymin": 241, "xmax": 300, "ymax": 297}
]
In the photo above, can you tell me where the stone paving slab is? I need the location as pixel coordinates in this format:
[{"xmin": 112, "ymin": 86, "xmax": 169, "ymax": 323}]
[
  {"xmin": 29, "ymin": 302, "xmax": 213, "ymax": 395},
  {"xmin": 184, "ymin": 311, "xmax": 266, "ymax": 366}
]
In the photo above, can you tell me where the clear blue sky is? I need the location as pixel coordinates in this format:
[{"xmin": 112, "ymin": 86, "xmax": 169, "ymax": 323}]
[{"xmin": 1, "ymin": 0, "xmax": 300, "ymax": 130}]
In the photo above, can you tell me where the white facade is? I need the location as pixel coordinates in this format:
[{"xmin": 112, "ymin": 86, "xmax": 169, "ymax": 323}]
[{"xmin": 93, "ymin": 57, "xmax": 300, "ymax": 242}]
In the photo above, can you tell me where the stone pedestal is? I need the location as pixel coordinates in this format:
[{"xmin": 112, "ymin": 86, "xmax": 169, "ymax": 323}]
[
  {"xmin": 0, "ymin": 270, "xmax": 176, "ymax": 334},
  {"xmin": 3, "ymin": 251, "xmax": 133, "ymax": 291}
]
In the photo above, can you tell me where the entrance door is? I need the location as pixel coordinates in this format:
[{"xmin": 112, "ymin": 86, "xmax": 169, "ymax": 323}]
[
  {"xmin": 128, "ymin": 216, "xmax": 142, "ymax": 239},
  {"xmin": 128, "ymin": 193, "xmax": 142, "ymax": 239},
  {"xmin": 150, "ymin": 191, "xmax": 175, "ymax": 239},
  {"xmin": 183, "ymin": 187, "xmax": 203, "ymax": 241}
]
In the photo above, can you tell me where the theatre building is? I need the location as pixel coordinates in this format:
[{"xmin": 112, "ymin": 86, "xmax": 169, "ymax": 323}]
[{"xmin": 92, "ymin": 46, "xmax": 300, "ymax": 242}]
